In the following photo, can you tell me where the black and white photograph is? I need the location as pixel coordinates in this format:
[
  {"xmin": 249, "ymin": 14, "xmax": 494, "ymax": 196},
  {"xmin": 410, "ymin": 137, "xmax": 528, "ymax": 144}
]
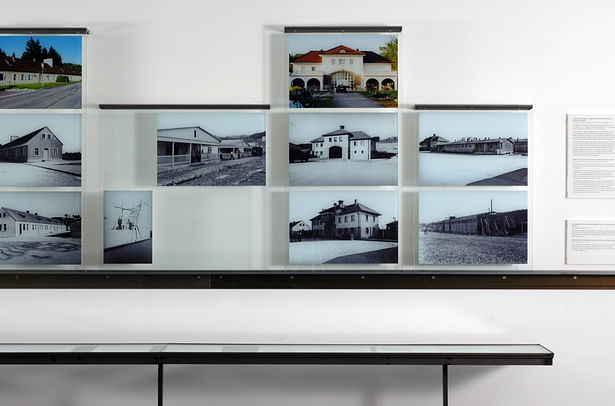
[
  {"xmin": 0, "ymin": 36, "xmax": 82, "ymax": 109},
  {"xmin": 289, "ymin": 190, "xmax": 398, "ymax": 264},
  {"xmin": 0, "ymin": 113, "xmax": 81, "ymax": 186},
  {"xmin": 157, "ymin": 112, "xmax": 266, "ymax": 186},
  {"xmin": 419, "ymin": 112, "xmax": 529, "ymax": 186},
  {"xmin": 0, "ymin": 191, "xmax": 81, "ymax": 265},
  {"xmin": 104, "ymin": 190, "xmax": 152, "ymax": 264},
  {"xmin": 289, "ymin": 113, "xmax": 397, "ymax": 186},
  {"xmin": 419, "ymin": 190, "xmax": 528, "ymax": 265},
  {"xmin": 288, "ymin": 33, "xmax": 398, "ymax": 108}
]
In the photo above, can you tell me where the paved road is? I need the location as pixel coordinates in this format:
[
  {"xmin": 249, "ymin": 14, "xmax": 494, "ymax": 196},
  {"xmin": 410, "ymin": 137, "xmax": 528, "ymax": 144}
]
[
  {"xmin": 0, "ymin": 82, "xmax": 82, "ymax": 109},
  {"xmin": 104, "ymin": 239, "xmax": 152, "ymax": 264},
  {"xmin": 0, "ymin": 161, "xmax": 80, "ymax": 186},
  {"xmin": 333, "ymin": 92, "xmax": 384, "ymax": 108}
]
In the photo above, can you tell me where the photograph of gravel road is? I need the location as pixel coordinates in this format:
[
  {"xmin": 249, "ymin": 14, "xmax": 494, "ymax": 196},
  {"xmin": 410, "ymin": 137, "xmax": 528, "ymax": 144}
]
[
  {"xmin": 157, "ymin": 112, "xmax": 266, "ymax": 186},
  {"xmin": 419, "ymin": 112, "xmax": 528, "ymax": 186},
  {"xmin": 289, "ymin": 190, "xmax": 398, "ymax": 264},
  {"xmin": 419, "ymin": 190, "xmax": 528, "ymax": 265},
  {"xmin": 0, "ymin": 36, "xmax": 82, "ymax": 109}
]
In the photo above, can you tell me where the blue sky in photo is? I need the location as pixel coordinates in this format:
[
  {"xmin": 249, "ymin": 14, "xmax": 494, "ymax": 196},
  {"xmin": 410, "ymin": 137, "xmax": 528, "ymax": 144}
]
[
  {"xmin": 419, "ymin": 112, "xmax": 528, "ymax": 142},
  {"xmin": 419, "ymin": 190, "xmax": 527, "ymax": 224},
  {"xmin": 0, "ymin": 36, "xmax": 82, "ymax": 64},
  {"xmin": 0, "ymin": 192, "xmax": 80, "ymax": 218},
  {"xmin": 157, "ymin": 112, "xmax": 265, "ymax": 137},
  {"xmin": 0, "ymin": 113, "xmax": 81, "ymax": 152},
  {"xmin": 288, "ymin": 33, "xmax": 397, "ymax": 54},
  {"xmin": 290, "ymin": 190, "xmax": 397, "ymax": 225}
]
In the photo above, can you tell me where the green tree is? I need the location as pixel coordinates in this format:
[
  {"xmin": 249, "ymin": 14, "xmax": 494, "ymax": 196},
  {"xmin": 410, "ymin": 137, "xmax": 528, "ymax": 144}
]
[
  {"xmin": 379, "ymin": 37, "xmax": 398, "ymax": 71},
  {"xmin": 47, "ymin": 46, "xmax": 63, "ymax": 66},
  {"xmin": 22, "ymin": 37, "xmax": 43, "ymax": 61},
  {"xmin": 0, "ymin": 48, "xmax": 6, "ymax": 58}
]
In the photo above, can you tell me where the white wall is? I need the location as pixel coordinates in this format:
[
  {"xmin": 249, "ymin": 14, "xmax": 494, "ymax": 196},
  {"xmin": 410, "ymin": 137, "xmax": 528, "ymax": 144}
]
[{"xmin": 2, "ymin": 0, "xmax": 615, "ymax": 405}]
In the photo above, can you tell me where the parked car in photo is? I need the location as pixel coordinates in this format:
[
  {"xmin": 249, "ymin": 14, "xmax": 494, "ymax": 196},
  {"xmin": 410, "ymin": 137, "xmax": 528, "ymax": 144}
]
[{"xmin": 335, "ymin": 85, "xmax": 348, "ymax": 93}]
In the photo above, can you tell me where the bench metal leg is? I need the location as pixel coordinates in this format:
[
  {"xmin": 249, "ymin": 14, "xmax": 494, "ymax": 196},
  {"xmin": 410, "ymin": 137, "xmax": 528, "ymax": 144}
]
[
  {"xmin": 158, "ymin": 364, "xmax": 164, "ymax": 406},
  {"xmin": 442, "ymin": 365, "xmax": 448, "ymax": 406}
]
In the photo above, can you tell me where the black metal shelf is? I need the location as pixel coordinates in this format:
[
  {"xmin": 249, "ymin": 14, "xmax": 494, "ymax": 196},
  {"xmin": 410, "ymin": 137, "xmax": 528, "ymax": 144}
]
[
  {"xmin": 285, "ymin": 26, "xmax": 402, "ymax": 33},
  {"xmin": 98, "ymin": 104, "xmax": 270, "ymax": 110},
  {"xmin": 0, "ymin": 28, "xmax": 89, "ymax": 34},
  {"xmin": 414, "ymin": 104, "xmax": 533, "ymax": 110}
]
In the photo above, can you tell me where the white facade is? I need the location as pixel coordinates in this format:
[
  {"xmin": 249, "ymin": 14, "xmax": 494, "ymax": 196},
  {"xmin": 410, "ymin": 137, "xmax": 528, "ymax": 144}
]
[
  {"xmin": 0, "ymin": 207, "xmax": 66, "ymax": 238},
  {"xmin": 290, "ymin": 45, "xmax": 397, "ymax": 91},
  {"xmin": 291, "ymin": 221, "xmax": 311, "ymax": 233},
  {"xmin": 335, "ymin": 210, "xmax": 379, "ymax": 239},
  {"xmin": 311, "ymin": 126, "xmax": 378, "ymax": 161}
]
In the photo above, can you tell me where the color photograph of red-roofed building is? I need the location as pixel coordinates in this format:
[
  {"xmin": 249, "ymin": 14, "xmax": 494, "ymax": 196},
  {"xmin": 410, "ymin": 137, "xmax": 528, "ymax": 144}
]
[
  {"xmin": 288, "ymin": 34, "xmax": 398, "ymax": 108},
  {"xmin": 0, "ymin": 36, "xmax": 82, "ymax": 109}
]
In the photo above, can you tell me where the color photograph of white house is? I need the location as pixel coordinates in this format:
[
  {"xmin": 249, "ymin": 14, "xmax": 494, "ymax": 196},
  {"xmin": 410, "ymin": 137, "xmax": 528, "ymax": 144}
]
[
  {"xmin": 157, "ymin": 112, "xmax": 266, "ymax": 186},
  {"xmin": 419, "ymin": 112, "xmax": 529, "ymax": 186},
  {"xmin": 289, "ymin": 113, "xmax": 397, "ymax": 186},
  {"xmin": 288, "ymin": 33, "xmax": 398, "ymax": 108},
  {"xmin": 0, "ymin": 114, "xmax": 81, "ymax": 186},
  {"xmin": 0, "ymin": 36, "xmax": 82, "ymax": 109},
  {"xmin": 0, "ymin": 191, "xmax": 81, "ymax": 264},
  {"xmin": 289, "ymin": 190, "xmax": 398, "ymax": 264}
]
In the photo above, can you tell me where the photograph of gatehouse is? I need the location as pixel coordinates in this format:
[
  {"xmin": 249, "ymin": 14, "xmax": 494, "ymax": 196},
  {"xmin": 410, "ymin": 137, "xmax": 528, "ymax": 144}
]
[
  {"xmin": 419, "ymin": 190, "xmax": 528, "ymax": 265},
  {"xmin": 288, "ymin": 33, "xmax": 398, "ymax": 108},
  {"xmin": 157, "ymin": 112, "xmax": 266, "ymax": 186}
]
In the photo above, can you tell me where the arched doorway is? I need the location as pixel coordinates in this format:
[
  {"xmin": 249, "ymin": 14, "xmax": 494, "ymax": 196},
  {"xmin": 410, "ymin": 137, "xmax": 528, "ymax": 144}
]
[
  {"xmin": 381, "ymin": 78, "xmax": 395, "ymax": 90},
  {"xmin": 306, "ymin": 78, "xmax": 320, "ymax": 90},
  {"xmin": 291, "ymin": 78, "xmax": 305, "ymax": 88},
  {"xmin": 329, "ymin": 146, "xmax": 342, "ymax": 159},
  {"xmin": 366, "ymin": 78, "xmax": 379, "ymax": 90},
  {"xmin": 331, "ymin": 71, "xmax": 355, "ymax": 89}
]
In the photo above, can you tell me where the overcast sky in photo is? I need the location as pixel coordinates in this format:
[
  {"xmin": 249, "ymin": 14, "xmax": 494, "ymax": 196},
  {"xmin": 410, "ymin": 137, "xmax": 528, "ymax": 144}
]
[
  {"xmin": 0, "ymin": 36, "xmax": 82, "ymax": 64},
  {"xmin": 0, "ymin": 192, "xmax": 80, "ymax": 217},
  {"xmin": 288, "ymin": 33, "xmax": 397, "ymax": 54},
  {"xmin": 419, "ymin": 190, "xmax": 527, "ymax": 224},
  {"xmin": 290, "ymin": 190, "xmax": 397, "ymax": 225},
  {"xmin": 104, "ymin": 191, "xmax": 152, "ymax": 233},
  {"xmin": 0, "ymin": 113, "xmax": 81, "ymax": 152},
  {"xmin": 419, "ymin": 112, "xmax": 528, "ymax": 142},
  {"xmin": 289, "ymin": 112, "xmax": 397, "ymax": 143},
  {"xmin": 158, "ymin": 112, "xmax": 265, "ymax": 137}
]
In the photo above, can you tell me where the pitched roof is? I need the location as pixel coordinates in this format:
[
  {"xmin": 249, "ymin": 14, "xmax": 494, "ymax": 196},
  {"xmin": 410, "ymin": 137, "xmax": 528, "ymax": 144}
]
[
  {"xmin": 444, "ymin": 137, "xmax": 513, "ymax": 146},
  {"xmin": 310, "ymin": 128, "xmax": 376, "ymax": 143},
  {"xmin": 338, "ymin": 202, "xmax": 381, "ymax": 216},
  {"xmin": 2, "ymin": 207, "xmax": 64, "ymax": 225},
  {"xmin": 363, "ymin": 50, "xmax": 394, "ymax": 64},
  {"xmin": 320, "ymin": 45, "xmax": 364, "ymax": 55},
  {"xmin": 0, "ymin": 56, "xmax": 81, "ymax": 75},
  {"xmin": 157, "ymin": 126, "xmax": 222, "ymax": 143},
  {"xmin": 293, "ymin": 50, "xmax": 322, "ymax": 63},
  {"xmin": 0, "ymin": 126, "xmax": 47, "ymax": 150},
  {"xmin": 220, "ymin": 138, "xmax": 251, "ymax": 147}
]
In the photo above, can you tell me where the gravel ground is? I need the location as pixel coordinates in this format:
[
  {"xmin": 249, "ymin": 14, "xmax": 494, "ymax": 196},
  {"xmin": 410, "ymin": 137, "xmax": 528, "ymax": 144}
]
[
  {"xmin": 290, "ymin": 157, "xmax": 397, "ymax": 186},
  {"xmin": 419, "ymin": 232, "xmax": 527, "ymax": 264},
  {"xmin": 0, "ymin": 236, "xmax": 81, "ymax": 264},
  {"xmin": 158, "ymin": 156, "xmax": 265, "ymax": 186}
]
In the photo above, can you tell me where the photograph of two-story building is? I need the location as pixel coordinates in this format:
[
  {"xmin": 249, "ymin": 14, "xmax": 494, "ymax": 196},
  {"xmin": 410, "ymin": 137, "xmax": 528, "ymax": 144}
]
[
  {"xmin": 157, "ymin": 112, "xmax": 266, "ymax": 186},
  {"xmin": 0, "ymin": 192, "xmax": 81, "ymax": 264},
  {"xmin": 289, "ymin": 113, "xmax": 397, "ymax": 186},
  {"xmin": 0, "ymin": 36, "xmax": 82, "ymax": 109},
  {"xmin": 419, "ymin": 111, "xmax": 529, "ymax": 186},
  {"xmin": 289, "ymin": 190, "xmax": 398, "ymax": 264},
  {"xmin": 288, "ymin": 33, "xmax": 398, "ymax": 108},
  {"xmin": 0, "ymin": 114, "xmax": 81, "ymax": 186}
]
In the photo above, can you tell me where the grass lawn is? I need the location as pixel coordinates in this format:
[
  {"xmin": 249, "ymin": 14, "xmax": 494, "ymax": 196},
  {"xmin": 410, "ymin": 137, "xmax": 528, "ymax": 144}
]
[{"xmin": 0, "ymin": 81, "xmax": 81, "ymax": 91}]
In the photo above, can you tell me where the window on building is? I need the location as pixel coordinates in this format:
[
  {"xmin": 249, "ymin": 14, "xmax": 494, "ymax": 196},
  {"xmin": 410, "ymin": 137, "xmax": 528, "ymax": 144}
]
[
  {"xmin": 20, "ymin": 74, "xmax": 24, "ymax": 80},
  {"xmin": 13, "ymin": 74, "xmax": 16, "ymax": 80},
  {"xmin": 328, "ymin": 138, "xmax": 332, "ymax": 142},
  {"xmin": 42, "ymin": 134, "xmax": 45, "ymax": 139},
  {"xmin": 311, "ymin": 66, "xmax": 315, "ymax": 71},
  {"xmin": 2, "ymin": 224, "xmax": 5, "ymax": 231},
  {"xmin": 338, "ymin": 217, "xmax": 341, "ymax": 223},
  {"xmin": 349, "ymin": 59, "xmax": 353, "ymax": 65},
  {"xmin": 194, "ymin": 130, "xmax": 197, "ymax": 138},
  {"xmin": 27, "ymin": 74, "xmax": 30, "ymax": 80},
  {"xmin": 344, "ymin": 216, "xmax": 348, "ymax": 223},
  {"xmin": 0, "ymin": 73, "xmax": 3, "ymax": 81},
  {"xmin": 365, "ymin": 228, "xmax": 369, "ymax": 234},
  {"xmin": 53, "ymin": 148, "xmax": 57, "ymax": 156},
  {"xmin": 373, "ymin": 216, "xmax": 376, "ymax": 221},
  {"xmin": 361, "ymin": 150, "xmax": 364, "ymax": 154},
  {"xmin": 339, "ymin": 59, "xmax": 345, "ymax": 64},
  {"xmin": 351, "ymin": 215, "xmax": 355, "ymax": 221},
  {"xmin": 353, "ymin": 141, "xmax": 356, "ymax": 146},
  {"xmin": 366, "ymin": 215, "xmax": 368, "ymax": 221},
  {"xmin": 34, "ymin": 148, "xmax": 39, "ymax": 156},
  {"xmin": 332, "ymin": 59, "xmax": 335, "ymax": 65}
]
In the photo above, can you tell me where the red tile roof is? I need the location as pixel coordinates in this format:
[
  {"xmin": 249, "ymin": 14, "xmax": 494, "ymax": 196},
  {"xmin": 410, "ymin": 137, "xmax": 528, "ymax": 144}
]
[
  {"xmin": 320, "ymin": 45, "xmax": 364, "ymax": 55},
  {"xmin": 292, "ymin": 50, "xmax": 322, "ymax": 63},
  {"xmin": 292, "ymin": 46, "xmax": 393, "ymax": 64},
  {"xmin": 0, "ymin": 56, "xmax": 81, "ymax": 75}
]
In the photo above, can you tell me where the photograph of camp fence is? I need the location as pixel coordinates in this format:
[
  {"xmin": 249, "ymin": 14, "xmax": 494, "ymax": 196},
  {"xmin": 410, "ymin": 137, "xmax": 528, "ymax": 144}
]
[
  {"xmin": 289, "ymin": 190, "xmax": 398, "ymax": 264},
  {"xmin": 0, "ymin": 191, "xmax": 81, "ymax": 265},
  {"xmin": 0, "ymin": 113, "xmax": 81, "ymax": 186},
  {"xmin": 0, "ymin": 36, "xmax": 82, "ymax": 109},
  {"xmin": 104, "ymin": 190, "xmax": 152, "ymax": 264},
  {"xmin": 288, "ymin": 33, "xmax": 398, "ymax": 108},
  {"xmin": 418, "ymin": 190, "xmax": 528, "ymax": 265},
  {"xmin": 289, "ymin": 112, "xmax": 397, "ymax": 186},
  {"xmin": 157, "ymin": 112, "xmax": 266, "ymax": 186},
  {"xmin": 418, "ymin": 112, "xmax": 529, "ymax": 186}
]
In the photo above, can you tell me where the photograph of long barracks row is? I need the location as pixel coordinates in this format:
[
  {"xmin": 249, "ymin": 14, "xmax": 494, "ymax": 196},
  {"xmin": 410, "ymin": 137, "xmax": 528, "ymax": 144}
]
[{"xmin": 419, "ymin": 134, "xmax": 528, "ymax": 155}]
